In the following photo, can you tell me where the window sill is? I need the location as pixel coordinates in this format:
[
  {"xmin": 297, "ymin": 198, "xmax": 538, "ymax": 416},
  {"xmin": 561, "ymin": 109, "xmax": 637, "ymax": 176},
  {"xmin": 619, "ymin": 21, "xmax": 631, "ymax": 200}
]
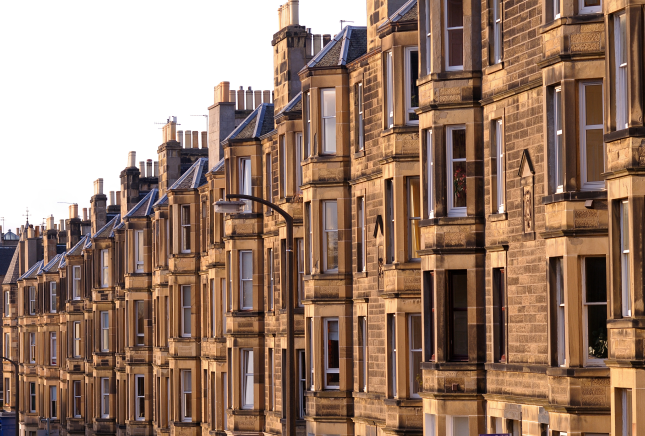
[
  {"xmin": 354, "ymin": 271, "xmax": 368, "ymax": 278},
  {"xmin": 484, "ymin": 62, "xmax": 504, "ymax": 74},
  {"xmin": 604, "ymin": 126, "xmax": 645, "ymax": 143},
  {"xmin": 541, "ymin": 190, "xmax": 606, "ymax": 205},
  {"xmin": 430, "ymin": 70, "xmax": 482, "ymax": 82},
  {"xmin": 539, "ymin": 12, "xmax": 604, "ymax": 34},
  {"xmin": 381, "ymin": 125, "xmax": 419, "ymax": 137},
  {"xmin": 419, "ymin": 216, "xmax": 485, "ymax": 227},
  {"xmin": 488, "ymin": 212, "xmax": 508, "ymax": 222},
  {"xmin": 353, "ymin": 149, "xmax": 366, "ymax": 159},
  {"xmin": 382, "ymin": 261, "xmax": 421, "ymax": 271},
  {"xmin": 420, "ymin": 361, "xmax": 484, "ymax": 371},
  {"xmin": 304, "ymin": 390, "xmax": 352, "ymax": 398},
  {"xmin": 382, "ymin": 398, "xmax": 423, "ymax": 407},
  {"xmin": 545, "ymin": 366, "xmax": 609, "ymax": 377}
]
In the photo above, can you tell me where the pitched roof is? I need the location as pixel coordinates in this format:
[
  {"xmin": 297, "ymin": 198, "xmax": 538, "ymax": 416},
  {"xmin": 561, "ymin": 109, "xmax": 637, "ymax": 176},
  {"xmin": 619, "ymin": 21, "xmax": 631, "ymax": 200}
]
[
  {"xmin": 152, "ymin": 194, "xmax": 168, "ymax": 208},
  {"xmin": 18, "ymin": 260, "xmax": 43, "ymax": 281},
  {"xmin": 275, "ymin": 92, "xmax": 302, "ymax": 118},
  {"xmin": 93, "ymin": 215, "xmax": 121, "ymax": 239},
  {"xmin": 303, "ymin": 26, "xmax": 367, "ymax": 70},
  {"xmin": 169, "ymin": 158, "xmax": 209, "ymax": 190},
  {"xmin": 67, "ymin": 235, "xmax": 89, "ymax": 257},
  {"xmin": 124, "ymin": 189, "xmax": 159, "ymax": 219},
  {"xmin": 1, "ymin": 248, "xmax": 19, "ymax": 285},
  {"xmin": 209, "ymin": 158, "xmax": 225, "ymax": 175},
  {"xmin": 224, "ymin": 104, "xmax": 275, "ymax": 142},
  {"xmin": 0, "ymin": 246, "xmax": 17, "ymax": 278},
  {"xmin": 40, "ymin": 253, "xmax": 64, "ymax": 275},
  {"xmin": 378, "ymin": 0, "xmax": 418, "ymax": 30}
]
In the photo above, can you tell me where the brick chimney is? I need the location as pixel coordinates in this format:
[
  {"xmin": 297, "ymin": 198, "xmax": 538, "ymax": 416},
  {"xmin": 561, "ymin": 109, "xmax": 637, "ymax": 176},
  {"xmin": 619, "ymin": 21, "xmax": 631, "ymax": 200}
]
[
  {"xmin": 157, "ymin": 119, "xmax": 182, "ymax": 197},
  {"xmin": 208, "ymin": 81, "xmax": 237, "ymax": 169},
  {"xmin": 44, "ymin": 216, "xmax": 58, "ymax": 265},
  {"xmin": 91, "ymin": 178, "xmax": 107, "ymax": 235}
]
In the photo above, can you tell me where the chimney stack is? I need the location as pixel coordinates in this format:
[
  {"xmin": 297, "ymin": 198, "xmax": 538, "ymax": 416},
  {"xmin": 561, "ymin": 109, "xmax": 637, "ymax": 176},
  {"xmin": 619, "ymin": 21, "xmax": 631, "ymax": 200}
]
[
  {"xmin": 178, "ymin": 130, "xmax": 184, "ymax": 148},
  {"xmin": 192, "ymin": 131, "xmax": 199, "ymax": 149},
  {"xmin": 147, "ymin": 159, "xmax": 153, "ymax": 177},
  {"xmin": 128, "ymin": 151, "xmax": 136, "ymax": 168},
  {"xmin": 201, "ymin": 132, "xmax": 208, "ymax": 149},
  {"xmin": 209, "ymin": 80, "xmax": 238, "ymax": 170},
  {"xmin": 185, "ymin": 130, "xmax": 192, "ymax": 149}
]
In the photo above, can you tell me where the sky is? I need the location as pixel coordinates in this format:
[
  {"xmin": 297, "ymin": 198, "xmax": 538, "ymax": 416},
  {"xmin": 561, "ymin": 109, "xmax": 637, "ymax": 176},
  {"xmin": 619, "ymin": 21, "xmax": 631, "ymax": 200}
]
[{"xmin": 0, "ymin": 0, "xmax": 367, "ymax": 235}]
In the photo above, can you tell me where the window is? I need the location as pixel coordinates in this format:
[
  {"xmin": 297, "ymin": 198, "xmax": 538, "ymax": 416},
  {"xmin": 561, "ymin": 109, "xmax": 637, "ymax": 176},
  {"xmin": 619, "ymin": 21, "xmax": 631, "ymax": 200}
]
[
  {"xmin": 266, "ymin": 152, "xmax": 273, "ymax": 204},
  {"xmin": 101, "ymin": 249, "xmax": 109, "ymax": 288},
  {"xmin": 550, "ymin": 87, "xmax": 564, "ymax": 193},
  {"xmin": 3, "ymin": 291, "xmax": 8, "ymax": 317},
  {"xmin": 580, "ymin": 82, "xmax": 605, "ymax": 190},
  {"xmin": 551, "ymin": 257, "xmax": 566, "ymax": 366},
  {"xmin": 269, "ymin": 348, "xmax": 275, "ymax": 410},
  {"xmin": 449, "ymin": 271, "xmax": 468, "ymax": 361},
  {"xmin": 408, "ymin": 177, "xmax": 421, "ymax": 260},
  {"xmin": 304, "ymin": 92, "xmax": 311, "ymax": 157},
  {"xmin": 447, "ymin": 126, "xmax": 467, "ymax": 216},
  {"xmin": 357, "ymin": 83, "xmax": 365, "ymax": 150},
  {"xmin": 211, "ymin": 279, "xmax": 216, "ymax": 338},
  {"xmin": 50, "ymin": 332, "xmax": 57, "ymax": 365},
  {"xmin": 28, "ymin": 286, "xmax": 35, "ymax": 315},
  {"xmin": 385, "ymin": 51, "xmax": 394, "ymax": 128},
  {"xmin": 239, "ymin": 157, "xmax": 252, "ymax": 212},
  {"xmin": 387, "ymin": 314, "xmax": 397, "ymax": 397},
  {"xmin": 491, "ymin": 119, "xmax": 505, "ymax": 213},
  {"xmin": 5, "ymin": 377, "xmax": 9, "ymax": 407},
  {"xmin": 268, "ymin": 249, "xmax": 274, "ymax": 310},
  {"xmin": 280, "ymin": 135, "xmax": 287, "ymax": 197},
  {"xmin": 448, "ymin": 416, "xmax": 469, "ymax": 436},
  {"xmin": 405, "ymin": 47, "xmax": 420, "ymax": 124},
  {"xmin": 240, "ymin": 251, "xmax": 253, "ymax": 310},
  {"xmin": 493, "ymin": 268, "xmax": 506, "ymax": 362},
  {"xmin": 358, "ymin": 316, "xmax": 367, "ymax": 392},
  {"xmin": 322, "ymin": 201, "xmax": 338, "ymax": 272},
  {"xmin": 409, "ymin": 314, "xmax": 422, "ymax": 398},
  {"xmin": 73, "ymin": 380, "xmax": 81, "ymax": 417},
  {"xmin": 619, "ymin": 388, "xmax": 632, "ymax": 436},
  {"xmin": 181, "ymin": 205, "xmax": 191, "ymax": 252},
  {"xmin": 385, "ymin": 179, "xmax": 395, "ymax": 263},
  {"xmin": 49, "ymin": 282, "xmax": 56, "ymax": 313},
  {"xmin": 101, "ymin": 378, "xmax": 109, "ymax": 418},
  {"xmin": 583, "ymin": 257, "xmax": 608, "ymax": 365},
  {"xmin": 181, "ymin": 370, "xmax": 191, "ymax": 421},
  {"xmin": 297, "ymin": 239, "xmax": 305, "ymax": 306},
  {"xmin": 425, "ymin": 0, "xmax": 432, "ymax": 74},
  {"xmin": 324, "ymin": 318, "xmax": 340, "ymax": 389},
  {"xmin": 427, "ymin": 130, "xmax": 435, "ymax": 218},
  {"xmin": 4, "ymin": 333, "xmax": 9, "ymax": 359},
  {"xmin": 296, "ymin": 132, "xmax": 303, "ymax": 190},
  {"xmin": 221, "ymin": 279, "xmax": 227, "ymax": 335},
  {"xmin": 241, "ymin": 349, "xmax": 254, "ymax": 409},
  {"xmin": 357, "ymin": 197, "xmax": 366, "ymax": 272},
  {"xmin": 425, "ymin": 414, "xmax": 437, "ymax": 436},
  {"xmin": 29, "ymin": 382, "xmax": 36, "ymax": 412},
  {"xmin": 423, "ymin": 271, "xmax": 435, "ymax": 361},
  {"xmin": 492, "ymin": 0, "xmax": 502, "ymax": 63},
  {"xmin": 306, "ymin": 203, "xmax": 313, "ymax": 274},
  {"xmin": 321, "ymin": 88, "xmax": 337, "ymax": 154},
  {"xmin": 297, "ymin": 350, "xmax": 307, "ymax": 418},
  {"xmin": 620, "ymin": 200, "xmax": 631, "ymax": 317},
  {"xmin": 135, "ymin": 230, "xmax": 144, "ymax": 272},
  {"xmin": 101, "ymin": 311, "xmax": 109, "ymax": 352},
  {"xmin": 615, "ymin": 13, "xmax": 628, "ymax": 130},
  {"xmin": 554, "ymin": 0, "xmax": 561, "ymax": 18},
  {"xmin": 29, "ymin": 332, "xmax": 36, "ymax": 363},
  {"xmin": 73, "ymin": 266, "xmax": 81, "ymax": 300},
  {"xmin": 50, "ymin": 386, "xmax": 57, "ymax": 418},
  {"xmin": 73, "ymin": 321, "xmax": 81, "ymax": 357},
  {"xmin": 445, "ymin": 0, "xmax": 464, "ymax": 70},
  {"xmin": 309, "ymin": 318, "xmax": 315, "ymax": 389},
  {"xmin": 135, "ymin": 375, "xmax": 145, "ymax": 420},
  {"xmin": 181, "ymin": 286, "xmax": 191, "ymax": 337},
  {"xmin": 580, "ymin": 0, "xmax": 601, "ymax": 14},
  {"xmin": 227, "ymin": 251, "xmax": 233, "ymax": 312},
  {"xmin": 135, "ymin": 300, "xmax": 145, "ymax": 345}
]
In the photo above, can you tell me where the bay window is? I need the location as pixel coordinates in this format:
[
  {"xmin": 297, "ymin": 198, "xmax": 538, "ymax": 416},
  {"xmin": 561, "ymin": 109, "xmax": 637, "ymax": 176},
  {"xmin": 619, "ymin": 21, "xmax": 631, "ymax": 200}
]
[
  {"xmin": 358, "ymin": 316, "xmax": 367, "ymax": 392},
  {"xmin": 580, "ymin": 82, "xmax": 605, "ymax": 190},
  {"xmin": 620, "ymin": 200, "xmax": 631, "ymax": 317},
  {"xmin": 241, "ymin": 349, "xmax": 254, "ymax": 408},
  {"xmin": 297, "ymin": 239, "xmax": 304, "ymax": 306},
  {"xmin": 427, "ymin": 130, "xmax": 434, "ymax": 218},
  {"xmin": 181, "ymin": 286, "xmax": 191, "ymax": 337},
  {"xmin": 385, "ymin": 51, "xmax": 394, "ymax": 128},
  {"xmin": 73, "ymin": 321, "xmax": 81, "ymax": 357},
  {"xmin": 240, "ymin": 251, "xmax": 253, "ymax": 310},
  {"xmin": 49, "ymin": 282, "xmax": 56, "ymax": 313},
  {"xmin": 181, "ymin": 370, "xmax": 192, "ymax": 421},
  {"xmin": 449, "ymin": 271, "xmax": 468, "ymax": 361},
  {"xmin": 135, "ymin": 230, "xmax": 144, "ymax": 272},
  {"xmin": 405, "ymin": 47, "xmax": 419, "ymax": 124},
  {"xmin": 615, "ymin": 12, "xmax": 628, "ymax": 130},
  {"xmin": 445, "ymin": 0, "xmax": 464, "ymax": 70},
  {"xmin": 447, "ymin": 126, "xmax": 467, "ymax": 216},
  {"xmin": 409, "ymin": 314, "xmax": 422, "ymax": 398},
  {"xmin": 101, "ymin": 378, "xmax": 109, "ymax": 418},
  {"xmin": 387, "ymin": 314, "xmax": 397, "ymax": 397},
  {"xmin": 385, "ymin": 179, "xmax": 395, "ymax": 263},
  {"xmin": 29, "ymin": 332, "xmax": 36, "ymax": 363},
  {"xmin": 72, "ymin": 266, "xmax": 81, "ymax": 299},
  {"xmin": 181, "ymin": 205, "xmax": 191, "ymax": 252},
  {"xmin": 357, "ymin": 83, "xmax": 365, "ymax": 150},
  {"xmin": 135, "ymin": 375, "xmax": 145, "ymax": 420},
  {"xmin": 73, "ymin": 380, "xmax": 81, "ymax": 417},
  {"xmin": 28, "ymin": 286, "xmax": 36, "ymax": 315},
  {"xmin": 50, "ymin": 332, "xmax": 57, "ymax": 365},
  {"xmin": 408, "ymin": 177, "xmax": 421, "ymax": 260},
  {"xmin": 492, "ymin": 0, "xmax": 502, "ymax": 63},
  {"xmin": 50, "ymin": 386, "xmax": 57, "ymax": 418},
  {"xmin": 101, "ymin": 311, "xmax": 109, "ymax": 352},
  {"xmin": 321, "ymin": 88, "xmax": 337, "ymax": 154},
  {"xmin": 239, "ymin": 157, "xmax": 252, "ymax": 212},
  {"xmin": 357, "ymin": 197, "xmax": 366, "ymax": 272},
  {"xmin": 135, "ymin": 300, "xmax": 145, "ymax": 345},
  {"xmin": 583, "ymin": 257, "xmax": 608, "ymax": 365},
  {"xmin": 493, "ymin": 268, "xmax": 506, "ymax": 362},
  {"xmin": 322, "ymin": 201, "xmax": 338, "ymax": 272},
  {"xmin": 491, "ymin": 119, "xmax": 505, "ymax": 213},
  {"xmin": 323, "ymin": 318, "xmax": 340, "ymax": 389}
]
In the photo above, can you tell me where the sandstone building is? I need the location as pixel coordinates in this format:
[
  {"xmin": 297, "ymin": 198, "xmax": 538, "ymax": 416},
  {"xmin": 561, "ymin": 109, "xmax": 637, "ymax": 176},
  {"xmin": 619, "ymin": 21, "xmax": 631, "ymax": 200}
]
[{"xmin": 1, "ymin": 0, "xmax": 641, "ymax": 435}]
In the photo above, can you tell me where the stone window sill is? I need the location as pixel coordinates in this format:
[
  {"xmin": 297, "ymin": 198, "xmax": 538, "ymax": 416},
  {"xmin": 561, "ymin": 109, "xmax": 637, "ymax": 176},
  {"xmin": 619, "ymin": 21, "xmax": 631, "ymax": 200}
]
[
  {"xmin": 488, "ymin": 212, "xmax": 508, "ymax": 222},
  {"xmin": 484, "ymin": 62, "xmax": 504, "ymax": 74},
  {"xmin": 541, "ymin": 190, "xmax": 606, "ymax": 205}
]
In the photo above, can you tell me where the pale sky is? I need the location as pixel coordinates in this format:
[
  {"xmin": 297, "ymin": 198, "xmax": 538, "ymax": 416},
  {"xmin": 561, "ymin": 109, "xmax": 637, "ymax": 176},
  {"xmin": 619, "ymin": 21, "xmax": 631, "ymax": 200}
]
[{"xmin": 0, "ymin": 0, "xmax": 367, "ymax": 235}]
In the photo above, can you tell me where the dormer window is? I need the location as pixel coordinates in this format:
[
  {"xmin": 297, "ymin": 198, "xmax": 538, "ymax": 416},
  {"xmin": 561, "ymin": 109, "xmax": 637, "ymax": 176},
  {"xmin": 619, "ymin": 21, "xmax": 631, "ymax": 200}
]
[{"xmin": 321, "ymin": 88, "xmax": 337, "ymax": 154}]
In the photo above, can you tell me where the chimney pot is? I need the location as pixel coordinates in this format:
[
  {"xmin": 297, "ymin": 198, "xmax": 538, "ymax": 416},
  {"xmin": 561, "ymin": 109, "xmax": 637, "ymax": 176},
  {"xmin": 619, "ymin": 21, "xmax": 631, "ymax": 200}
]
[
  {"xmin": 192, "ymin": 131, "xmax": 199, "ymax": 149},
  {"xmin": 83, "ymin": 208, "xmax": 88, "ymax": 221},
  {"xmin": 178, "ymin": 130, "xmax": 184, "ymax": 148},
  {"xmin": 94, "ymin": 178, "xmax": 104, "ymax": 195},
  {"xmin": 201, "ymin": 131, "xmax": 208, "ymax": 149},
  {"xmin": 185, "ymin": 130, "xmax": 192, "ymax": 149},
  {"xmin": 116, "ymin": 191, "xmax": 121, "ymax": 206},
  {"xmin": 146, "ymin": 159, "xmax": 153, "ymax": 177},
  {"xmin": 154, "ymin": 161, "xmax": 159, "ymax": 177},
  {"xmin": 59, "ymin": 220, "xmax": 65, "ymax": 231},
  {"xmin": 289, "ymin": 0, "xmax": 299, "ymax": 25},
  {"xmin": 110, "ymin": 191, "xmax": 115, "ymax": 206},
  {"xmin": 128, "ymin": 151, "xmax": 136, "ymax": 168},
  {"xmin": 246, "ymin": 88, "xmax": 254, "ymax": 111},
  {"xmin": 139, "ymin": 161, "xmax": 145, "ymax": 174},
  {"xmin": 229, "ymin": 90, "xmax": 236, "ymax": 105},
  {"xmin": 263, "ymin": 90, "xmax": 271, "ymax": 104},
  {"xmin": 254, "ymin": 90, "xmax": 262, "ymax": 109},
  {"xmin": 237, "ymin": 88, "xmax": 245, "ymax": 110},
  {"xmin": 170, "ymin": 120, "xmax": 177, "ymax": 141},
  {"xmin": 47, "ymin": 215, "xmax": 55, "ymax": 230}
]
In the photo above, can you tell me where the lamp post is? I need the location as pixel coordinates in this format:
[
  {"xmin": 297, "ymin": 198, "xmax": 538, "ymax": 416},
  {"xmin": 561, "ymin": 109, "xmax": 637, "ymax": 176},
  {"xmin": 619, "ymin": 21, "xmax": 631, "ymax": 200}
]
[
  {"xmin": 214, "ymin": 194, "xmax": 296, "ymax": 436},
  {"xmin": 0, "ymin": 356, "xmax": 19, "ymax": 436}
]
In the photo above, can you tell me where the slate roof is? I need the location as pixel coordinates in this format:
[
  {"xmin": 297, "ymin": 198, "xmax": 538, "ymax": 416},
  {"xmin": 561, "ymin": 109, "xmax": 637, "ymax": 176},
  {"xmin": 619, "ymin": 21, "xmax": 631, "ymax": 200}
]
[
  {"xmin": 210, "ymin": 158, "xmax": 225, "ymax": 175},
  {"xmin": 40, "ymin": 253, "xmax": 65, "ymax": 275},
  {"xmin": 378, "ymin": 0, "xmax": 418, "ymax": 29},
  {"xmin": 1, "ymin": 247, "xmax": 19, "ymax": 285},
  {"xmin": 224, "ymin": 104, "xmax": 275, "ymax": 142},
  {"xmin": 67, "ymin": 235, "xmax": 89, "ymax": 257},
  {"xmin": 93, "ymin": 215, "xmax": 121, "ymax": 239},
  {"xmin": 18, "ymin": 260, "xmax": 43, "ymax": 281},
  {"xmin": 168, "ymin": 158, "xmax": 209, "ymax": 191},
  {"xmin": 124, "ymin": 189, "xmax": 158, "ymax": 219},
  {"xmin": 303, "ymin": 26, "xmax": 367, "ymax": 70},
  {"xmin": 152, "ymin": 194, "xmax": 168, "ymax": 208},
  {"xmin": 0, "ymin": 246, "xmax": 16, "ymax": 278},
  {"xmin": 275, "ymin": 92, "xmax": 302, "ymax": 118}
]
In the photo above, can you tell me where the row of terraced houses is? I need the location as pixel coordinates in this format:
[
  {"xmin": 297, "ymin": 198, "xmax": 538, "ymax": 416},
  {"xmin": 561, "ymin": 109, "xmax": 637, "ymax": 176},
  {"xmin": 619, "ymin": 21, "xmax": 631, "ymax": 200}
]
[{"xmin": 2, "ymin": 0, "xmax": 645, "ymax": 434}]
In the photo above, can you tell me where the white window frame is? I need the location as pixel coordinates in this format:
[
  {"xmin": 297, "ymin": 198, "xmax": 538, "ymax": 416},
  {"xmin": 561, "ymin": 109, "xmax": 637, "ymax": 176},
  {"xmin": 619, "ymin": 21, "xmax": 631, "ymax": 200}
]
[
  {"xmin": 323, "ymin": 317, "xmax": 340, "ymax": 390},
  {"xmin": 298, "ymin": 349, "xmax": 306, "ymax": 418},
  {"xmin": 388, "ymin": 314, "xmax": 397, "ymax": 397},
  {"xmin": 297, "ymin": 239, "xmax": 305, "ymax": 307},
  {"xmin": 101, "ymin": 249, "xmax": 109, "ymax": 288},
  {"xmin": 554, "ymin": 0, "xmax": 561, "ymax": 18},
  {"xmin": 409, "ymin": 313, "xmax": 422, "ymax": 398},
  {"xmin": 280, "ymin": 135, "xmax": 287, "ymax": 197},
  {"xmin": 73, "ymin": 380, "xmax": 81, "ymax": 417},
  {"xmin": 580, "ymin": 81, "xmax": 605, "ymax": 191},
  {"xmin": 405, "ymin": 47, "xmax": 420, "ymax": 125},
  {"xmin": 135, "ymin": 374, "xmax": 145, "ymax": 421},
  {"xmin": 73, "ymin": 321, "xmax": 81, "ymax": 357},
  {"xmin": 181, "ymin": 286, "xmax": 191, "ymax": 337},
  {"xmin": 135, "ymin": 300, "xmax": 145, "ymax": 345},
  {"xmin": 555, "ymin": 258, "xmax": 566, "ymax": 366},
  {"xmin": 306, "ymin": 203, "xmax": 313, "ymax": 274},
  {"xmin": 321, "ymin": 88, "xmax": 337, "ymax": 154},
  {"xmin": 266, "ymin": 152, "xmax": 273, "ymax": 204},
  {"xmin": 100, "ymin": 311, "xmax": 109, "ymax": 352},
  {"xmin": 239, "ymin": 251, "xmax": 253, "ymax": 311},
  {"xmin": 3, "ymin": 291, "xmax": 8, "ymax": 317},
  {"xmin": 305, "ymin": 92, "xmax": 311, "ymax": 157},
  {"xmin": 425, "ymin": 0, "xmax": 432, "ymax": 74},
  {"xmin": 552, "ymin": 86, "xmax": 564, "ymax": 193},
  {"xmin": 29, "ymin": 332, "xmax": 36, "ymax": 363},
  {"xmin": 582, "ymin": 257, "xmax": 608, "ymax": 367},
  {"xmin": 493, "ymin": 0, "xmax": 502, "ymax": 63},
  {"xmin": 181, "ymin": 205, "xmax": 191, "ymax": 253},
  {"xmin": 211, "ymin": 279, "xmax": 217, "ymax": 338},
  {"xmin": 386, "ymin": 51, "xmax": 394, "ymax": 128},
  {"xmin": 49, "ymin": 282, "xmax": 56, "ymax": 313},
  {"xmin": 447, "ymin": 416, "xmax": 470, "ymax": 436},
  {"xmin": 50, "ymin": 385, "xmax": 57, "ymax": 418},
  {"xmin": 621, "ymin": 200, "xmax": 631, "ymax": 317},
  {"xmin": 357, "ymin": 197, "xmax": 366, "ymax": 272},
  {"xmin": 359, "ymin": 316, "xmax": 367, "ymax": 392},
  {"xmin": 101, "ymin": 378, "xmax": 109, "ymax": 418},
  {"xmin": 241, "ymin": 349, "xmax": 254, "ymax": 409},
  {"xmin": 50, "ymin": 332, "xmax": 57, "ymax": 365},
  {"xmin": 425, "ymin": 414, "xmax": 437, "ymax": 436},
  {"xmin": 227, "ymin": 251, "xmax": 233, "ymax": 312},
  {"xmin": 221, "ymin": 278, "xmax": 227, "ymax": 335},
  {"xmin": 269, "ymin": 348, "xmax": 275, "ymax": 410},
  {"xmin": 615, "ymin": 12, "xmax": 628, "ymax": 130},
  {"xmin": 427, "ymin": 130, "xmax": 434, "ymax": 218},
  {"xmin": 446, "ymin": 125, "xmax": 467, "ymax": 217},
  {"xmin": 268, "ymin": 248, "xmax": 274, "ymax": 310},
  {"xmin": 135, "ymin": 230, "xmax": 144, "ymax": 272},
  {"xmin": 579, "ymin": 0, "xmax": 601, "ymax": 14},
  {"xmin": 493, "ymin": 119, "xmax": 505, "ymax": 213},
  {"xmin": 4, "ymin": 333, "xmax": 9, "ymax": 359},
  {"xmin": 621, "ymin": 388, "xmax": 632, "ymax": 436},
  {"xmin": 444, "ymin": 0, "xmax": 464, "ymax": 71},
  {"xmin": 385, "ymin": 179, "xmax": 395, "ymax": 263},
  {"xmin": 239, "ymin": 157, "xmax": 252, "ymax": 212},
  {"xmin": 322, "ymin": 201, "xmax": 338, "ymax": 273},
  {"xmin": 181, "ymin": 370, "xmax": 192, "ymax": 422},
  {"xmin": 29, "ymin": 382, "xmax": 36, "ymax": 413},
  {"xmin": 408, "ymin": 177, "xmax": 421, "ymax": 261},
  {"xmin": 309, "ymin": 317, "xmax": 315, "ymax": 389},
  {"xmin": 72, "ymin": 266, "xmax": 81, "ymax": 300},
  {"xmin": 357, "ymin": 83, "xmax": 365, "ymax": 150},
  {"xmin": 296, "ymin": 132, "xmax": 303, "ymax": 190},
  {"xmin": 28, "ymin": 286, "xmax": 36, "ymax": 315}
]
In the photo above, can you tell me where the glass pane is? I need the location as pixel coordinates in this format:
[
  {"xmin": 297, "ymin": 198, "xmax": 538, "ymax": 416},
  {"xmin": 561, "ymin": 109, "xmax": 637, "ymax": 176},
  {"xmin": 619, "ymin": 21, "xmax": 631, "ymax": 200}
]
[
  {"xmin": 452, "ymin": 272, "xmax": 468, "ymax": 309},
  {"xmin": 452, "ymin": 129, "xmax": 466, "ymax": 158},
  {"xmin": 454, "ymin": 417, "xmax": 469, "ymax": 435},
  {"xmin": 587, "ymin": 304, "xmax": 608, "ymax": 359},
  {"xmin": 555, "ymin": 90, "xmax": 562, "ymax": 131},
  {"xmin": 323, "ymin": 118, "xmax": 337, "ymax": 152},
  {"xmin": 183, "ymin": 308, "xmax": 191, "ymax": 334},
  {"xmin": 410, "ymin": 50, "xmax": 419, "ymax": 109},
  {"xmin": 584, "ymin": 0, "xmax": 600, "ymax": 6},
  {"xmin": 447, "ymin": 0, "xmax": 463, "ymax": 27},
  {"xmin": 586, "ymin": 129, "xmax": 604, "ymax": 182},
  {"xmin": 453, "ymin": 161, "xmax": 467, "ymax": 207},
  {"xmin": 137, "ymin": 303, "xmax": 144, "ymax": 334},
  {"xmin": 448, "ymin": 29, "xmax": 464, "ymax": 67},
  {"xmin": 183, "ymin": 287, "xmax": 191, "ymax": 306},
  {"xmin": 586, "ymin": 258, "xmax": 607, "ymax": 302},
  {"xmin": 411, "ymin": 350, "xmax": 422, "ymax": 394},
  {"xmin": 411, "ymin": 316, "xmax": 422, "ymax": 349},
  {"xmin": 326, "ymin": 231, "xmax": 338, "ymax": 270},
  {"xmin": 410, "ymin": 220, "xmax": 421, "ymax": 258},
  {"xmin": 241, "ymin": 252, "xmax": 253, "ymax": 280},
  {"xmin": 243, "ymin": 282, "xmax": 253, "ymax": 308},
  {"xmin": 327, "ymin": 320, "xmax": 339, "ymax": 368},
  {"xmin": 453, "ymin": 310, "xmax": 468, "ymax": 356},
  {"xmin": 325, "ymin": 202, "xmax": 338, "ymax": 230},
  {"xmin": 322, "ymin": 90, "xmax": 336, "ymax": 117},
  {"xmin": 410, "ymin": 178, "xmax": 421, "ymax": 218},
  {"xmin": 622, "ymin": 202, "xmax": 630, "ymax": 250},
  {"xmin": 557, "ymin": 133, "xmax": 564, "ymax": 187},
  {"xmin": 137, "ymin": 377, "xmax": 144, "ymax": 396},
  {"xmin": 585, "ymin": 85, "xmax": 603, "ymax": 125}
]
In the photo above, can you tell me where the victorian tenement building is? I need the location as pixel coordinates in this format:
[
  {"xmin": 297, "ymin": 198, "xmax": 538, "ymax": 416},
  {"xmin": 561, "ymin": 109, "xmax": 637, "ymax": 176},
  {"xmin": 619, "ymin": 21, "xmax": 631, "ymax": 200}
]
[{"xmin": 1, "ymin": 0, "xmax": 642, "ymax": 434}]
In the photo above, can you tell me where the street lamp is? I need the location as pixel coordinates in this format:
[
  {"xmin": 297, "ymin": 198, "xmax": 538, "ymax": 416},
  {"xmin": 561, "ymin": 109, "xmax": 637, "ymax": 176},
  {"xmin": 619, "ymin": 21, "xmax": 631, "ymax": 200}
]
[
  {"xmin": 214, "ymin": 194, "xmax": 296, "ymax": 436},
  {"xmin": 0, "ymin": 357, "xmax": 19, "ymax": 436}
]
